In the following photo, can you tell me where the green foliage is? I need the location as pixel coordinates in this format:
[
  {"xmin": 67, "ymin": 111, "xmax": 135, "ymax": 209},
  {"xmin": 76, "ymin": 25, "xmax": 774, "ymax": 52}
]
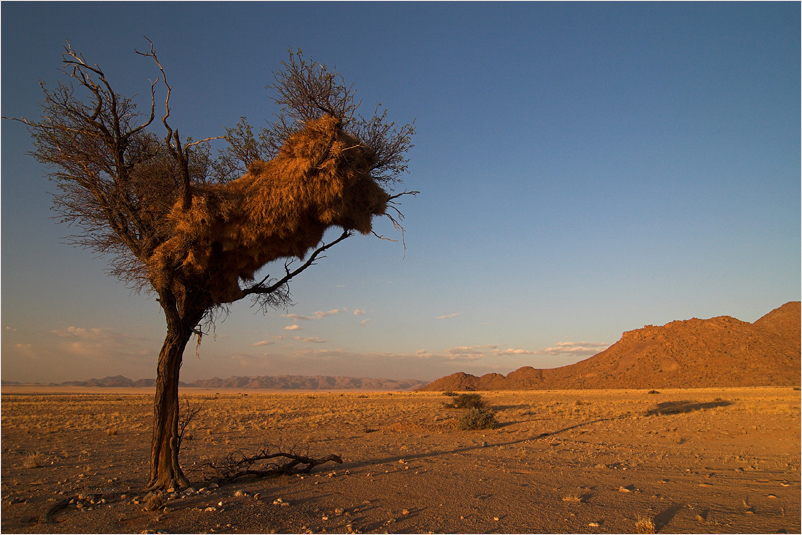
[
  {"xmin": 443, "ymin": 393, "xmax": 486, "ymax": 410},
  {"xmin": 458, "ymin": 407, "xmax": 498, "ymax": 430}
]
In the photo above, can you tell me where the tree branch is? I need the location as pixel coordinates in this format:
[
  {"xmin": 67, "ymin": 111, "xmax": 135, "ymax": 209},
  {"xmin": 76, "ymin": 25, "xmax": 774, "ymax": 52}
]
[
  {"xmin": 135, "ymin": 38, "xmax": 195, "ymax": 210},
  {"xmin": 200, "ymin": 446, "xmax": 343, "ymax": 484},
  {"xmin": 242, "ymin": 230, "xmax": 352, "ymax": 298}
]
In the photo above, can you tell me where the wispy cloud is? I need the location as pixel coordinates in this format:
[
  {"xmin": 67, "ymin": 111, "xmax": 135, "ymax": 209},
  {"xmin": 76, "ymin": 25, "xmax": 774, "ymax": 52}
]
[
  {"xmin": 294, "ymin": 336, "xmax": 327, "ymax": 344},
  {"xmin": 252, "ymin": 340, "xmax": 275, "ymax": 347},
  {"xmin": 436, "ymin": 312, "xmax": 460, "ymax": 320},
  {"xmin": 45, "ymin": 326, "xmax": 151, "ymax": 362},
  {"xmin": 411, "ymin": 341, "xmax": 608, "ymax": 362},
  {"xmin": 284, "ymin": 325, "xmax": 302, "ymax": 331},
  {"xmin": 493, "ymin": 342, "xmax": 608, "ymax": 357},
  {"xmin": 493, "ymin": 348, "xmax": 539, "ymax": 356},
  {"xmin": 282, "ymin": 309, "xmax": 342, "ymax": 321},
  {"xmin": 353, "ymin": 309, "xmax": 366, "ymax": 316},
  {"xmin": 444, "ymin": 345, "xmax": 499, "ymax": 360},
  {"xmin": 540, "ymin": 342, "xmax": 609, "ymax": 355}
]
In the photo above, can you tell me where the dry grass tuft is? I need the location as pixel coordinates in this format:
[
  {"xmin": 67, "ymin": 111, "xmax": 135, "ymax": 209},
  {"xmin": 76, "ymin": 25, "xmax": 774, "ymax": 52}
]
[
  {"xmin": 23, "ymin": 452, "xmax": 44, "ymax": 469},
  {"xmin": 635, "ymin": 515, "xmax": 656, "ymax": 534},
  {"xmin": 562, "ymin": 493, "xmax": 583, "ymax": 503}
]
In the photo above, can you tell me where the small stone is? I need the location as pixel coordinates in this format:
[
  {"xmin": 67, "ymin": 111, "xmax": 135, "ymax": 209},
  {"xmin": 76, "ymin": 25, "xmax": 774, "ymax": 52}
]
[
  {"xmin": 481, "ymin": 442, "xmax": 488, "ymax": 447},
  {"xmin": 253, "ymin": 493, "xmax": 262, "ymax": 501},
  {"xmin": 235, "ymin": 490, "xmax": 247, "ymax": 497},
  {"xmin": 204, "ymin": 506, "xmax": 216, "ymax": 512},
  {"xmin": 208, "ymin": 483, "xmax": 219, "ymax": 489},
  {"xmin": 402, "ymin": 509, "xmax": 410, "ymax": 515},
  {"xmin": 588, "ymin": 522, "xmax": 600, "ymax": 527}
]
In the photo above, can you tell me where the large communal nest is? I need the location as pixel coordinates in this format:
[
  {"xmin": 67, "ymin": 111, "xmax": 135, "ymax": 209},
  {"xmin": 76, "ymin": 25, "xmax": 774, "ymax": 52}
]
[{"xmin": 148, "ymin": 115, "xmax": 389, "ymax": 303}]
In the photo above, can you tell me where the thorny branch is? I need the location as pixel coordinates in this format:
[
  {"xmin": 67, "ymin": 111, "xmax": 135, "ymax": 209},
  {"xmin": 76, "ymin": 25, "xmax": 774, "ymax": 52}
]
[
  {"xmin": 199, "ymin": 445, "xmax": 343, "ymax": 484},
  {"xmin": 242, "ymin": 230, "xmax": 352, "ymax": 309},
  {"xmin": 135, "ymin": 38, "xmax": 222, "ymax": 210},
  {"xmin": 176, "ymin": 398, "xmax": 204, "ymax": 453},
  {"xmin": 373, "ymin": 190, "xmax": 419, "ymax": 256}
]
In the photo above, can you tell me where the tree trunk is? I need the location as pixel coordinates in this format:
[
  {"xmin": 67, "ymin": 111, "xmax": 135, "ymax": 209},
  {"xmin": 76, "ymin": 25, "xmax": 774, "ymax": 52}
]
[{"xmin": 147, "ymin": 326, "xmax": 192, "ymax": 491}]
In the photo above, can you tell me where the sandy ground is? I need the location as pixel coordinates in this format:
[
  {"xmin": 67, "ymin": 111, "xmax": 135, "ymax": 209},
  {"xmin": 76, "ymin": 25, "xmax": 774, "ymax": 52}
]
[{"xmin": 1, "ymin": 386, "xmax": 799, "ymax": 533}]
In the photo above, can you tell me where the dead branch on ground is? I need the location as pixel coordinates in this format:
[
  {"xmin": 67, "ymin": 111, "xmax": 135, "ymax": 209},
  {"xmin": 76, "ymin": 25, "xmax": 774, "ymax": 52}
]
[{"xmin": 199, "ymin": 445, "xmax": 342, "ymax": 484}]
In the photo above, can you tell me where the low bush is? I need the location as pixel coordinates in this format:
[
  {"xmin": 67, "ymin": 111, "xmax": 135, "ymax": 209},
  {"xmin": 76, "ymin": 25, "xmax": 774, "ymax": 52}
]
[{"xmin": 458, "ymin": 407, "xmax": 498, "ymax": 430}]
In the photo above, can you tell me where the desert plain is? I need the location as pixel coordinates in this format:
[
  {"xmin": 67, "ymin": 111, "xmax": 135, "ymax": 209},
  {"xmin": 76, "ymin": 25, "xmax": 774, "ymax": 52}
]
[{"xmin": 1, "ymin": 386, "xmax": 799, "ymax": 534}]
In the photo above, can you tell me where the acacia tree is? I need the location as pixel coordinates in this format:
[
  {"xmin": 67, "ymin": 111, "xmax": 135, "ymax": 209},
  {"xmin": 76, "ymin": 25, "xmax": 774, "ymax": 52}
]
[{"xmin": 7, "ymin": 42, "xmax": 415, "ymax": 491}]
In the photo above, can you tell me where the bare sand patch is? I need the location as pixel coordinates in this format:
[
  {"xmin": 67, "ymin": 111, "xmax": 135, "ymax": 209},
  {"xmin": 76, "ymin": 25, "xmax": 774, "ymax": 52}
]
[{"xmin": 2, "ymin": 387, "xmax": 799, "ymax": 533}]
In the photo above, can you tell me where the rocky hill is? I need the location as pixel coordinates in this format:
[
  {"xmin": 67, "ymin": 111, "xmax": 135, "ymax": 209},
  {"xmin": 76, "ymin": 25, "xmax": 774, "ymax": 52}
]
[{"xmin": 418, "ymin": 302, "xmax": 800, "ymax": 391}]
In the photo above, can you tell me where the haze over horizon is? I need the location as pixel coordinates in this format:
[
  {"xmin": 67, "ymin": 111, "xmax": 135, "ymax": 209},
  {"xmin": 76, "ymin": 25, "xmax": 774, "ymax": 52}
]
[{"xmin": 2, "ymin": 3, "xmax": 799, "ymax": 383}]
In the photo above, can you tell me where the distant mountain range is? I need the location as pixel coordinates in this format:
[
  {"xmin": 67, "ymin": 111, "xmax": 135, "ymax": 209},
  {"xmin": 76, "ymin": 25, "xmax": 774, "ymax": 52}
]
[
  {"xmin": 1, "ymin": 374, "xmax": 427, "ymax": 391},
  {"xmin": 418, "ymin": 301, "xmax": 801, "ymax": 391},
  {"xmin": 5, "ymin": 302, "xmax": 798, "ymax": 393}
]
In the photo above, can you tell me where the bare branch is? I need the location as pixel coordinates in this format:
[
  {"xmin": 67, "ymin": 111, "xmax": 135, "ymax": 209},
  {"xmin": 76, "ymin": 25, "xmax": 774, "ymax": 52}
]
[
  {"xmin": 135, "ymin": 38, "xmax": 194, "ymax": 209},
  {"xmin": 243, "ymin": 230, "xmax": 353, "ymax": 309},
  {"xmin": 186, "ymin": 136, "xmax": 225, "ymax": 148},
  {"xmin": 199, "ymin": 445, "xmax": 343, "ymax": 484}
]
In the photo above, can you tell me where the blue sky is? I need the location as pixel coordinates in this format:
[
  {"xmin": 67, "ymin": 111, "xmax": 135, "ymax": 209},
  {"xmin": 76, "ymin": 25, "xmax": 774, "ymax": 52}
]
[{"xmin": 2, "ymin": 2, "xmax": 799, "ymax": 383}]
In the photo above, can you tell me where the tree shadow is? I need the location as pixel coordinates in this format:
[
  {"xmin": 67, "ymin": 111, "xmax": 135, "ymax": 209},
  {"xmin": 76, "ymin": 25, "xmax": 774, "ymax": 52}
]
[
  {"xmin": 645, "ymin": 400, "xmax": 732, "ymax": 416},
  {"xmin": 340, "ymin": 418, "xmax": 612, "ymax": 470},
  {"xmin": 492, "ymin": 404, "xmax": 531, "ymax": 411}
]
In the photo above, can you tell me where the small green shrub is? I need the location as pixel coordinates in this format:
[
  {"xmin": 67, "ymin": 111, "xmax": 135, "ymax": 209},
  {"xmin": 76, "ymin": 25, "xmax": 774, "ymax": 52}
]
[
  {"xmin": 444, "ymin": 393, "xmax": 486, "ymax": 410},
  {"xmin": 458, "ymin": 407, "xmax": 498, "ymax": 430}
]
